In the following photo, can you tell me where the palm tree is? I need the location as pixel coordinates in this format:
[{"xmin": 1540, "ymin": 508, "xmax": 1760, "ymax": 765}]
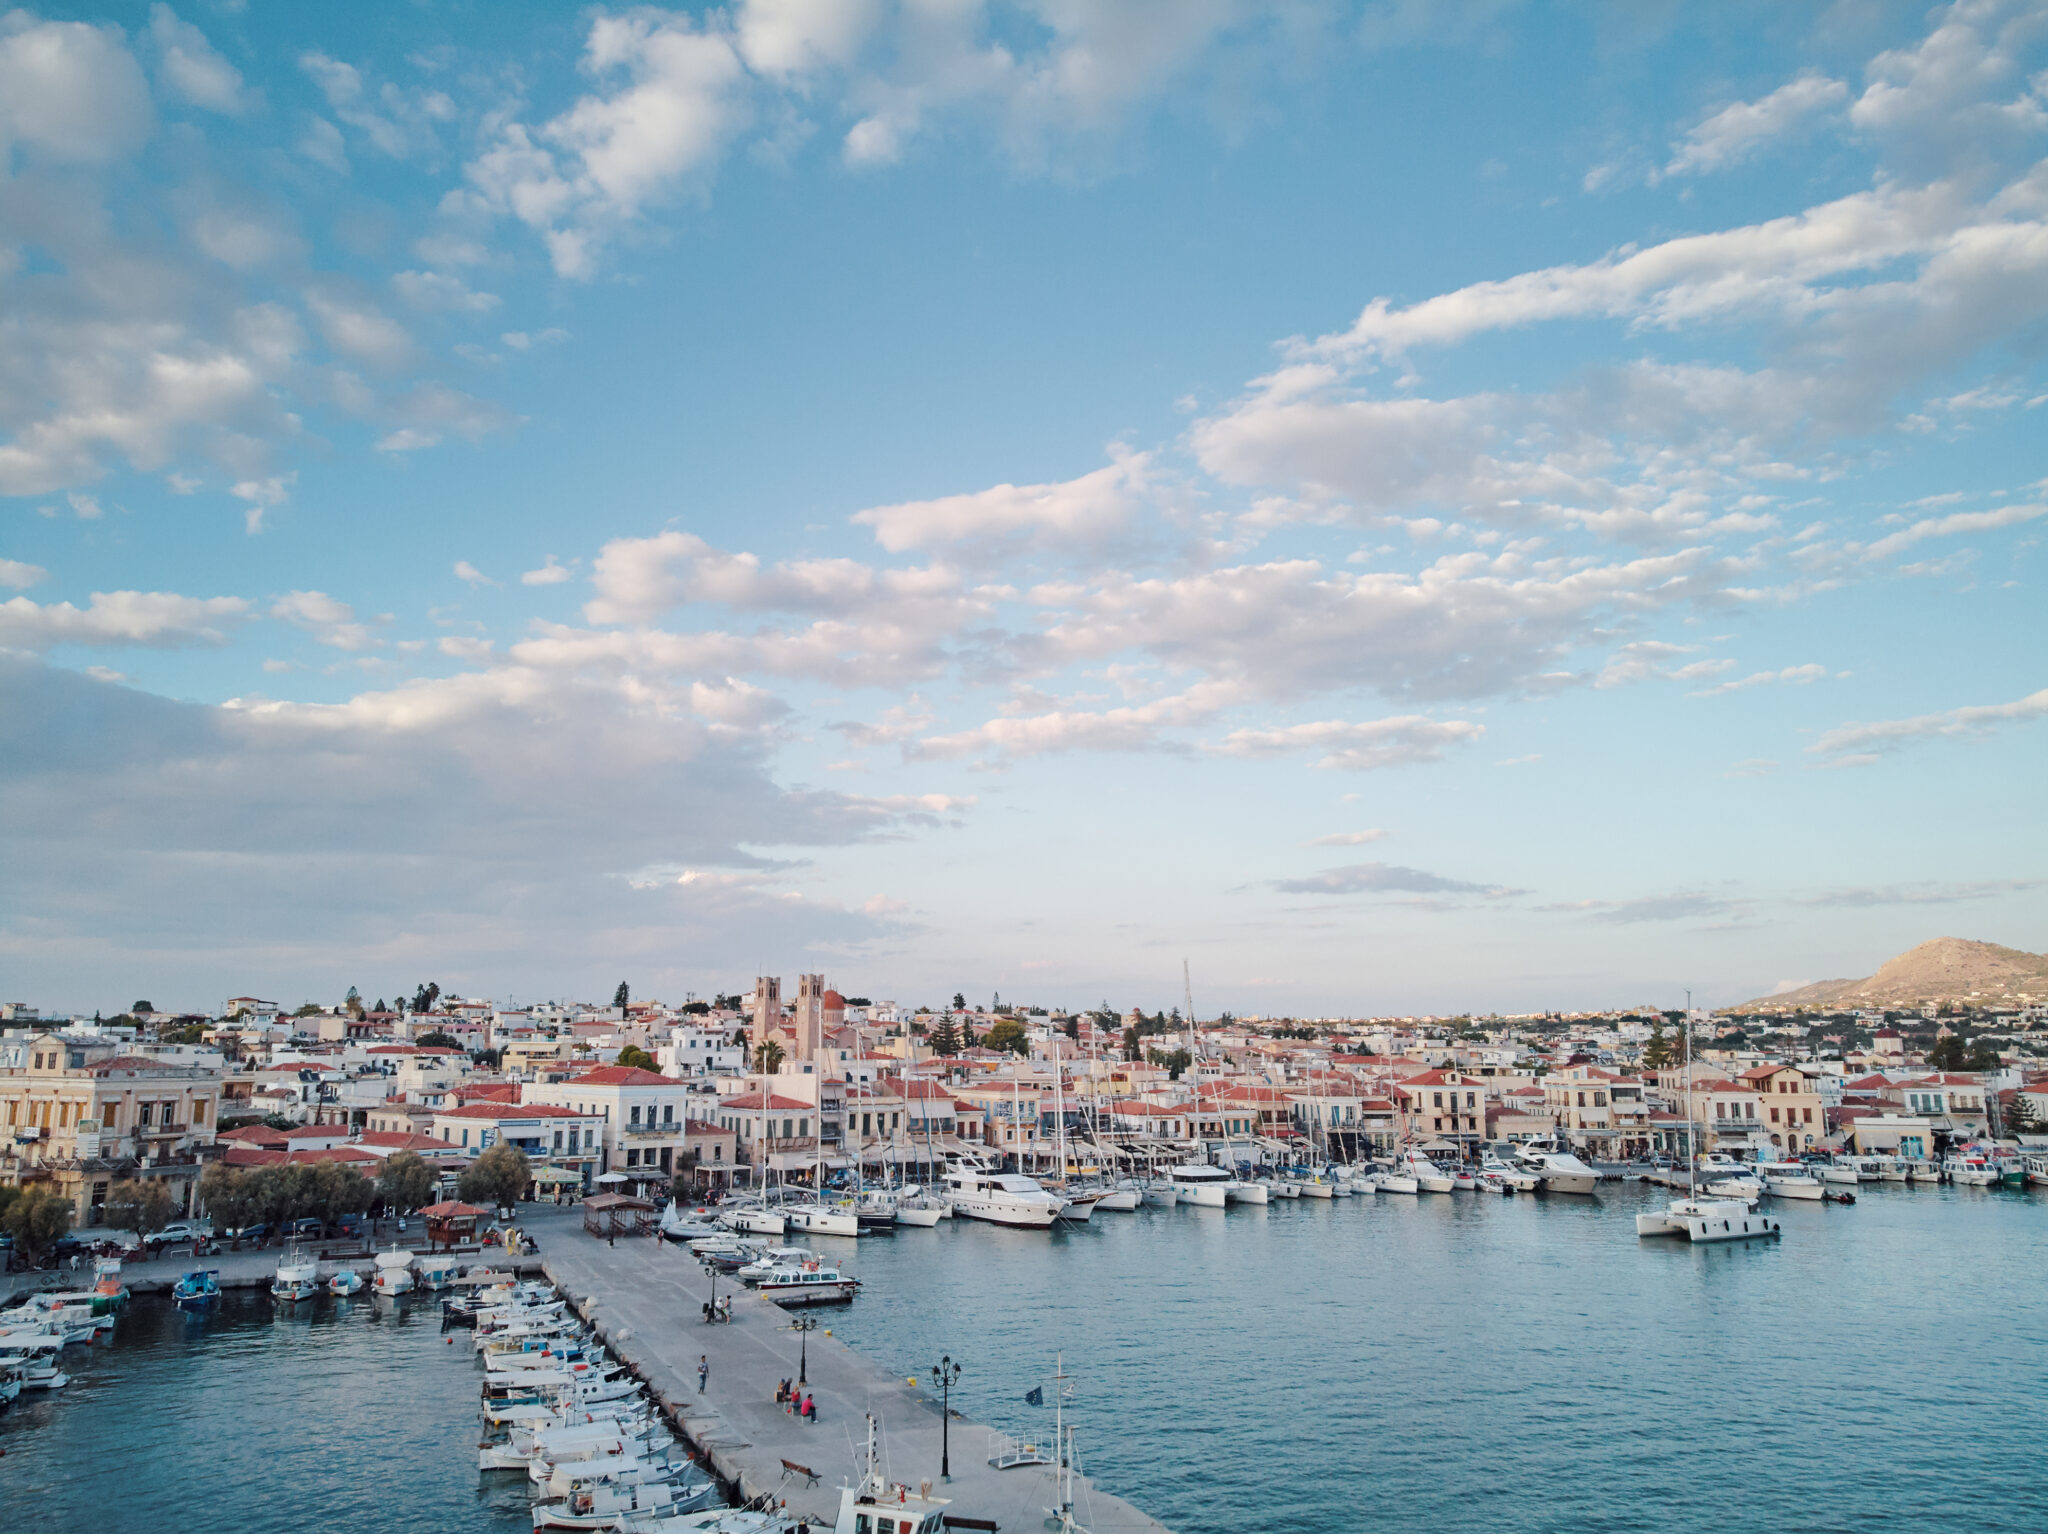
[{"xmin": 755, "ymin": 1039, "xmax": 785, "ymax": 1074}]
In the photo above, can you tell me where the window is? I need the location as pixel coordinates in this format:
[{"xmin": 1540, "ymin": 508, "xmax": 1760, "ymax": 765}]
[
  {"xmin": 1432, "ymin": 1092, "xmax": 1444, "ymax": 1108},
  {"xmin": 626, "ymin": 1149, "xmax": 640, "ymax": 1167},
  {"xmin": 1467, "ymin": 1093, "xmax": 1477, "ymax": 1108},
  {"xmin": 630, "ymin": 1105, "xmax": 642, "ymax": 1127},
  {"xmin": 1592, "ymin": 1092, "xmax": 1605, "ymax": 1107},
  {"xmin": 553, "ymin": 1130, "xmax": 564, "ymax": 1151},
  {"xmin": 663, "ymin": 1104, "xmax": 674, "ymax": 1125}
]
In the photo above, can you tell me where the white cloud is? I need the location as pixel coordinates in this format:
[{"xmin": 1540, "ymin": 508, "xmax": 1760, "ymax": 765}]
[
  {"xmin": 521, "ymin": 557, "xmax": 576, "ymax": 586},
  {"xmin": 0, "ymin": 590, "xmax": 248, "ymax": 649},
  {"xmin": 1810, "ymin": 685, "xmax": 2048, "ymax": 759},
  {"xmin": 299, "ymin": 50, "xmax": 455, "ymax": 162},
  {"xmin": 1862, "ymin": 501, "xmax": 2046, "ymax": 559},
  {"xmin": 67, "ymin": 491, "xmax": 104, "ymax": 521},
  {"xmin": 270, "ymin": 590, "xmax": 375, "ymax": 651},
  {"xmin": 1303, "ymin": 829, "xmax": 1391, "ymax": 847},
  {"xmin": 306, "ymin": 289, "xmax": 414, "ymax": 371},
  {"xmin": 0, "ymin": 14, "xmax": 153, "ymax": 165},
  {"xmin": 1270, "ymin": 861, "xmax": 1520, "ymax": 899},
  {"xmin": 852, "ymin": 448, "xmax": 1155, "ymax": 554},
  {"xmin": 148, "ymin": 5, "xmax": 256, "ymax": 115},
  {"xmin": 910, "ymin": 680, "xmax": 1246, "ymax": 763},
  {"xmin": 1690, "ymin": 662, "xmax": 1828, "ymax": 697},
  {"xmin": 1215, "ymin": 715, "xmax": 1483, "ymax": 771},
  {"xmin": 0, "ymin": 559, "xmax": 51, "ymax": 590},
  {"xmin": 231, "ymin": 474, "xmax": 294, "ymax": 535},
  {"xmin": 1661, "ymin": 72, "xmax": 1848, "ymax": 180},
  {"xmin": 391, "ymin": 270, "xmax": 500, "ymax": 314},
  {"xmin": 453, "ymin": 560, "xmax": 497, "ymax": 588}
]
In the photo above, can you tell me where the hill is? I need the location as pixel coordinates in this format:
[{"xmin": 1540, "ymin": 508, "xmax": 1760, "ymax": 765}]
[{"xmin": 1737, "ymin": 937, "xmax": 2048, "ymax": 1013}]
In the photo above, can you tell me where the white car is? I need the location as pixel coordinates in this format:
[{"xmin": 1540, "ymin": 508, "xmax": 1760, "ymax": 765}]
[{"xmin": 144, "ymin": 1219, "xmax": 214, "ymax": 1247}]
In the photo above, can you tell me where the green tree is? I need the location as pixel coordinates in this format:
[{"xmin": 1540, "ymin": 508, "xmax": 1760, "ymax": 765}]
[
  {"xmin": 377, "ymin": 1152, "xmax": 438, "ymax": 1213},
  {"xmin": 344, "ymin": 985, "xmax": 363, "ymax": 1018},
  {"xmin": 414, "ymin": 1029, "xmax": 462, "ymax": 1051},
  {"xmin": 459, "ymin": 1144, "xmax": 531, "ymax": 1209},
  {"xmin": 1122, "ymin": 1026, "xmax": 1141, "ymax": 1062},
  {"xmin": 983, "ymin": 1018, "xmax": 1029, "ymax": 1056},
  {"xmin": 754, "ymin": 1039, "xmax": 786, "ymax": 1074},
  {"xmin": 951, "ymin": 992, "xmax": 967, "ymax": 1011},
  {"xmin": 132, "ymin": 999, "xmax": 155, "ymax": 1014},
  {"xmin": 927, "ymin": 1017, "xmax": 962, "ymax": 1057},
  {"xmin": 613, "ymin": 981, "xmax": 631, "ymax": 1008},
  {"xmin": 1929, "ymin": 1033, "xmax": 1967, "ymax": 1071},
  {"xmin": 1643, "ymin": 1020, "xmax": 1673, "ymax": 1070},
  {"xmin": 198, "ymin": 1162, "xmax": 254, "ymax": 1231},
  {"xmin": 615, "ymin": 1044, "xmax": 658, "ymax": 1071},
  {"xmin": 2, "ymin": 1186, "xmax": 73, "ymax": 1262},
  {"xmin": 293, "ymin": 1002, "xmax": 324, "ymax": 1017},
  {"xmin": 1063, "ymin": 1018, "xmax": 1080, "ymax": 1042},
  {"xmin": 102, "ymin": 1178, "xmax": 175, "ymax": 1237},
  {"xmin": 412, "ymin": 981, "xmax": 441, "ymax": 1014}
]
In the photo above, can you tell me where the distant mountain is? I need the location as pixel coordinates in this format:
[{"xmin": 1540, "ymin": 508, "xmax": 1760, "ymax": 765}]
[{"xmin": 1738, "ymin": 937, "xmax": 2048, "ymax": 1012}]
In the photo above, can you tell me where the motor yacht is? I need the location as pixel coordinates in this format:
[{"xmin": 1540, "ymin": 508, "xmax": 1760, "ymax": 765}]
[
  {"xmin": 1479, "ymin": 1155, "xmax": 1541, "ymax": 1192},
  {"xmin": 754, "ymin": 1258, "xmax": 861, "ymax": 1306},
  {"xmin": 0, "ymin": 1336, "xmax": 70, "ymax": 1391},
  {"xmin": 1515, "ymin": 1136, "xmax": 1599, "ymax": 1195},
  {"xmin": 1399, "ymin": 1148, "xmax": 1457, "ymax": 1193},
  {"xmin": 1166, "ymin": 1163, "xmax": 1240, "ymax": 1208},
  {"xmin": 1818, "ymin": 1157, "xmax": 1861, "ymax": 1185},
  {"xmin": 1945, "ymin": 1152, "xmax": 2000, "ymax": 1186},
  {"xmin": 1759, "ymin": 1162, "xmax": 1825, "ymax": 1200},
  {"xmin": 942, "ymin": 1168, "xmax": 1069, "ymax": 1227}
]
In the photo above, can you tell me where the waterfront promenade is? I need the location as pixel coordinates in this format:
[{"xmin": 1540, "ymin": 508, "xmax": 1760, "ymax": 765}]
[{"xmin": 535, "ymin": 1211, "xmax": 1175, "ymax": 1534}]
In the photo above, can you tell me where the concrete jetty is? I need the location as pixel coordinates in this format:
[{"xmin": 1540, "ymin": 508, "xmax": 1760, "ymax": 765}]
[{"xmin": 538, "ymin": 1215, "xmax": 1175, "ymax": 1534}]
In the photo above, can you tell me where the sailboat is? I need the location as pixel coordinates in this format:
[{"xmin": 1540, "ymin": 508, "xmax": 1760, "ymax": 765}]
[
  {"xmin": 1636, "ymin": 997, "xmax": 1783, "ymax": 1244},
  {"xmin": 1043, "ymin": 1038, "xmax": 1102, "ymax": 1222}
]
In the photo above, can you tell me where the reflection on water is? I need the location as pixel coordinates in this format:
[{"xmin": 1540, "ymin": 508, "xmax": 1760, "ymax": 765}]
[
  {"xmin": 0, "ymin": 1287, "xmax": 531, "ymax": 1534},
  {"xmin": 827, "ymin": 1180, "xmax": 2048, "ymax": 1534}
]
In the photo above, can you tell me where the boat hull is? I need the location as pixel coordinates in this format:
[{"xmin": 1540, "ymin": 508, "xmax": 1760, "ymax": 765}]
[
  {"xmin": 949, "ymin": 1198, "xmax": 1063, "ymax": 1227},
  {"xmin": 1375, "ymin": 1174, "xmax": 1418, "ymax": 1195},
  {"xmin": 892, "ymin": 1204, "xmax": 945, "ymax": 1227},
  {"xmin": 1093, "ymin": 1187, "xmax": 1141, "ymax": 1211},
  {"xmin": 1764, "ymin": 1177, "xmax": 1825, "ymax": 1200},
  {"xmin": 1226, "ymin": 1182, "xmax": 1270, "ymax": 1204},
  {"xmin": 1140, "ymin": 1185, "xmax": 1176, "ymax": 1207},
  {"xmin": 1173, "ymin": 1183, "xmax": 1229, "ymax": 1207}
]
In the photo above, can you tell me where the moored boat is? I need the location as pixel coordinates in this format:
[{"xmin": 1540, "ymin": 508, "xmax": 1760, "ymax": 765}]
[
  {"xmin": 173, "ymin": 1268, "xmax": 221, "ymax": 1308},
  {"xmin": 271, "ymin": 1242, "xmax": 320, "ymax": 1302},
  {"xmin": 328, "ymin": 1268, "xmax": 365, "ymax": 1296},
  {"xmin": 373, "ymin": 1249, "xmax": 416, "ymax": 1295}
]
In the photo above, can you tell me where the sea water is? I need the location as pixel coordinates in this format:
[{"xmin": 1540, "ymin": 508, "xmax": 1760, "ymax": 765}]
[
  {"xmin": 827, "ymin": 1179, "xmax": 2048, "ymax": 1534},
  {"xmin": 5, "ymin": 1182, "xmax": 2044, "ymax": 1533}
]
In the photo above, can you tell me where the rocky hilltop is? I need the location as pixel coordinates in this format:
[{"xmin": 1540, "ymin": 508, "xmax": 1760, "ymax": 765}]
[{"xmin": 1739, "ymin": 936, "xmax": 2048, "ymax": 1012}]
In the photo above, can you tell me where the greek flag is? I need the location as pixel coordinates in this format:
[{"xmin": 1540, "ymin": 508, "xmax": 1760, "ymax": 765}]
[{"xmin": 1023, "ymin": 1386, "xmax": 1043, "ymax": 1406}]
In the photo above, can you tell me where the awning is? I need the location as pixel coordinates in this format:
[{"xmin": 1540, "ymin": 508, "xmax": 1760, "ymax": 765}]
[{"xmin": 530, "ymin": 1167, "xmax": 583, "ymax": 1184}]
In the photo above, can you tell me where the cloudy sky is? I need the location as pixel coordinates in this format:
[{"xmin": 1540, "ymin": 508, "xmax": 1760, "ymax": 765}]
[{"xmin": 3, "ymin": 1, "xmax": 2045, "ymax": 1018}]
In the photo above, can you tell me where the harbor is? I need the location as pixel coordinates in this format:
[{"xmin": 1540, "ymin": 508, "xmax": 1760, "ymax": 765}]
[
  {"xmin": 5, "ymin": 1181, "xmax": 2046, "ymax": 1534},
  {"xmin": 539, "ymin": 1206, "xmax": 1173, "ymax": 1534}
]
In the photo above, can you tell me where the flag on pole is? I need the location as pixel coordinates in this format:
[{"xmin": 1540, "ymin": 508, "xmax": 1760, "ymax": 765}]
[{"xmin": 1023, "ymin": 1386, "xmax": 1043, "ymax": 1405}]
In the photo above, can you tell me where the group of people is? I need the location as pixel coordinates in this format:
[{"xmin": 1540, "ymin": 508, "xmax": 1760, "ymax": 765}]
[{"xmin": 775, "ymin": 1378, "xmax": 817, "ymax": 1423}]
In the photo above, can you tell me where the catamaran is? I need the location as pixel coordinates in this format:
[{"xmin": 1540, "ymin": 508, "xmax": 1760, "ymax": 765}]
[{"xmin": 1637, "ymin": 1003, "xmax": 1782, "ymax": 1244}]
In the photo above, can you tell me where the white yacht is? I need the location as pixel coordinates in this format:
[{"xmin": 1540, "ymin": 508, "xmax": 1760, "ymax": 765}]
[
  {"xmin": 1759, "ymin": 1161, "xmax": 1825, "ymax": 1200},
  {"xmin": 1167, "ymin": 1163, "xmax": 1240, "ymax": 1207},
  {"xmin": 892, "ymin": 1188, "xmax": 948, "ymax": 1227},
  {"xmin": 1224, "ymin": 1176, "xmax": 1270, "ymax": 1204},
  {"xmin": 942, "ymin": 1168, "xmax": 1068, "ymax": 1227},
  {"xmin": 754, "ymin": 1258, "xmax": 861, "ymax": 1306},
  {"xmin": 1399, "ymin": 1148, "xmax": 1457, "ymax": 1193},
  {"xmin": 270, "ymin": 1243, "xmax": 320, "ymax": 1302},
  {"xmin": 1480, "ymin": 1155, "xmax": 1541, "ymax": 1192},
  {"xmin": 1140, "ymin": 1178, "xmax": 1177, "ymax": 1207},
  {"xmin": 1635, "ymin": 1195, "xmax": 1783, "ymax": 1242},
  {"xmin": 1370, "ymin": 1166, "xmax": 1419, "ymax": 1195},
  {"xmin": 1819, "ymin": 1157, "xmax": 1861, "ymax": 1186},
  {"xmin": 1516, "ymin": 1136, "xmax": 1599, "ymax": 1195},
  {"xmin": 783, "ymin": 1202, "xmax": 861, "ymax": 1237},
  {"xmin": 1093, "ymin": 1180, "xmax": 1142, "ymax": 1212}
]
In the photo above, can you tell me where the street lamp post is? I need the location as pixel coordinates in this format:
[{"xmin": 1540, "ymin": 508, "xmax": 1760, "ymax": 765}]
[
  {"xmin": 792, "ymin": 1315, "xmax": 817, "ymax": 1385},
  {"xmin": 928, "ymin": 1354, "xmax": 963, "ymax": 1481}
]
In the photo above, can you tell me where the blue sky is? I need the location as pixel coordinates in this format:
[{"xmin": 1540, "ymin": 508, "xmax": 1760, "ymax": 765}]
[{"xmin": 3, "ymin": 0, "xmax": 2045, "ymax": 1017}]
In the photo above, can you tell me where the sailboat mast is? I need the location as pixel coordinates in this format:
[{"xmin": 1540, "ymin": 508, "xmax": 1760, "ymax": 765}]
[{"xmin": 1683, "ymin": 988, "xmax": 1696, "ymax": 1199}]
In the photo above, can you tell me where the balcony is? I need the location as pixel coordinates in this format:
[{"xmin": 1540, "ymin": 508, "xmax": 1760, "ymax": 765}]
[{"xmin": 623, "ymin": 1122, "xmax": 680, "ymax": 1138}]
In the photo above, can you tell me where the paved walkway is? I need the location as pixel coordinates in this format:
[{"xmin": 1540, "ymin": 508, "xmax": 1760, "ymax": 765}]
[{"xmin": 536, "ymin": 1211, "xmax": 1173, "ymax": 1534}]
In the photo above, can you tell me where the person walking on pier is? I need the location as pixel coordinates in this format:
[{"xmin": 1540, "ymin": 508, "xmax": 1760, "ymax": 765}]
[{"xmin": 698, "ymin": 1355, "xmax": 709, "ymax": 1393}]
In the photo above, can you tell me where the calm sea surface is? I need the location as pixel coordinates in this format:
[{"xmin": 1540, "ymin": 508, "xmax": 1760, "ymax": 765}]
[{"xmin": 5, "ymin": 1182, "xmax": 2045, "ymax": 1534}]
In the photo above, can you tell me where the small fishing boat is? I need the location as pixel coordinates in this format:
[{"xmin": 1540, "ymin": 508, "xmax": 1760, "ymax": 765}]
[
  {"xmin": 328, "ymin": 1269, "xmax": 365, "ymax": 1296},
  {"xmin": 415, "ymin": 1253, "xmax": 460, "ymax": 1291},
  {"xmin": 373, "ymin": 1249, "xmax": 416, "ymax": 1295},
  {"xmin": 271, "ymin": 1242, "xmax": 320, "ymax": 1302},
  {"xmin": 1760, "ymin": 1163, "xmax": 1825, "ymax": 1201},
  {"xmin": 173, "ymin": 1269, "xmax": 221, "ymax": 1309}
]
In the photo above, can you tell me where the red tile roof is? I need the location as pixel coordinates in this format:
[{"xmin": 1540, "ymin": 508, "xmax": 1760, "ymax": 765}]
[
  {"xmin": 439, "ymin": 1101, "xmax": 585, "ymax": 1119},
  {"xmin": 717, "ymin": 1092, "xmax": 814, "ymax": 1112},
  {"xmin": 565, "ymin": 1066, "xmax": 682, "ymax": 1086}
]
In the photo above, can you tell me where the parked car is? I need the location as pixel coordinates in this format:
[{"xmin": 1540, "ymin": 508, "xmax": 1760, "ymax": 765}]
[
  {"xmin": 229, "ymin": 1223, "xmax": 270, "ymax": 1246},
  {"xmin": 286, "ymin": 1217, "xmax": 323, "ymax": 1239},
  {"xmin": 144, "ymin": 1219, "xmax": 214, "ymax": 1249}
]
